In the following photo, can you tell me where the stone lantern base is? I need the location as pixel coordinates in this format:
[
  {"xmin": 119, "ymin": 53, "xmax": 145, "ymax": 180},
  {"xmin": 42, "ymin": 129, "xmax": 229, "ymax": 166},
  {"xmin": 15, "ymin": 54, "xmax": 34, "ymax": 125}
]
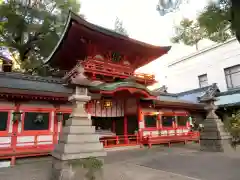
[{"xmin": 200, "ymin": 117, "xmax": 233, "ymax": 152}]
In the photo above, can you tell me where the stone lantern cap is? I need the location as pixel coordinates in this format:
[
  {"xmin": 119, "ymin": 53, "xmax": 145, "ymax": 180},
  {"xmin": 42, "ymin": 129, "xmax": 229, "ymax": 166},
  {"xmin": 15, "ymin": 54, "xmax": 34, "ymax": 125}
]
[{"xmin": 199, "ymin": 83, "xmax": 219, "ymax": 103}]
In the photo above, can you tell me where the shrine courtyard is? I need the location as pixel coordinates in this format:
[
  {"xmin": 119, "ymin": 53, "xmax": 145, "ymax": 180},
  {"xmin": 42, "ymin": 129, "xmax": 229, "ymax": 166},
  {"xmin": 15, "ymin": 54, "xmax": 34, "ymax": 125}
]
[{"xmin": 0, "ymin": 145, "xmax": 240, "ymax": 180}]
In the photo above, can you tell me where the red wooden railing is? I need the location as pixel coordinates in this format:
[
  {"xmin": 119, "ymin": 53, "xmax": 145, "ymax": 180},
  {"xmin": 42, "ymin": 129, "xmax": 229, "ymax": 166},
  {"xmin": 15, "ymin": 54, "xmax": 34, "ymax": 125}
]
[
  {"xmin": 99, "ymin": 134, "xmax": 140, "ymax": 148},
  {"xmin": 0, "ymin": 129, "xmax": 200, "ymax": 165},
  {"xmin": 0, "ymin": 133, "xmax": 54, "ymax": 166}
]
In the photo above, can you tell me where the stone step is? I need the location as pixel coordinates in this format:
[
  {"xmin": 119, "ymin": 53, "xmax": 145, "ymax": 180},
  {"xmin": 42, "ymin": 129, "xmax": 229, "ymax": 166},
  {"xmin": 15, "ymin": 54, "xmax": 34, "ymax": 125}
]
[
  {"xmin": 68, "ymin": 113, "xmax": 88, "ymax": 118},
  {"xmin": 52, "ymin": 150, "xmax": 107, "ymax": 160},
  {"xmin": 56, "ymin": 142, "xmax": 104, "ymax": 154},
  {"xmin": 62, "ymin": 126, "xmax": 95, "ymax": 134},
  {"xmin": 59, "ymin": 134, "xmax": 100, "ymax": 144},
  {"xmin": 65, "ymin": 118, "xmax": 92, "ymax": 126}
]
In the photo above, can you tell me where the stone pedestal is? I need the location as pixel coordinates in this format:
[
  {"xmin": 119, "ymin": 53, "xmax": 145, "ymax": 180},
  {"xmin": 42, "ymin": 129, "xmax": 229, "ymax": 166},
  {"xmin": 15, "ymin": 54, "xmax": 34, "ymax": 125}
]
[
  {"xmin": 200, "ymin": 117, "xmax": 232, "ymax": 152},
  {"xmin": 51, "ymin": 86, "xmax": 106, "ymax": 180},
  {"xmin": 200, "ymin": 98, "xmax": 233, "ymax": 152}
]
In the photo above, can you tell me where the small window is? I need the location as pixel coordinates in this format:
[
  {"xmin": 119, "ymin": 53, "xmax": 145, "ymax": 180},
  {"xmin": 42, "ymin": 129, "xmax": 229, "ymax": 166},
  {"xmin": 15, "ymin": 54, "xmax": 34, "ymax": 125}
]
[
  {"xmin": 0, "ymin": 112, "xmax": 8, "ymax": 131},
  {"xmin": 224, "ymin": 65, "xmax": 240, "ymax": 89},
  {"xmin": 144, "ymin": 115, "xmax": 157, "ymax": 128},
  {"xmin": 198, "ymin": 74, "xmax": 208, "ymax": 88},
  {"xmin": 23, "ymin": 112, "xmax": 49, "ymax": 131},
  {"xmin": 177, "ymin": 116, "xmax": 188, "ymax": 126},
  {"xmin": 162, "ymin": 116, "xmax": 175, "ymax": 127},
  {"xmin": 62, "ymin": 113, "xmax": 71, "ymax": 126}
]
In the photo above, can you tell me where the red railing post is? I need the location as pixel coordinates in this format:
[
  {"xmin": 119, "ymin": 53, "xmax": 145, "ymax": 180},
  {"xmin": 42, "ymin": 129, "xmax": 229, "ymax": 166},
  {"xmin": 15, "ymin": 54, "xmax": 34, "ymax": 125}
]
[{"xmin": 116, "ymin": 136, "xmax": 119, "ymax": 145}]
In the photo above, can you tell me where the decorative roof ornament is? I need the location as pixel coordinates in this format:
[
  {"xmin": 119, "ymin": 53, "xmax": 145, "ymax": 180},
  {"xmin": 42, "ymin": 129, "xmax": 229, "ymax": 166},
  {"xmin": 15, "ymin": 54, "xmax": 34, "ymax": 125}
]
[
  {"xmin": 156, "ymin": 0, "xmax": 189, "ymax": 16},
  {"xmin": 153, "ymin": 85, "xmax": 168, "ymax": 93},
  {"xmin": 199, "ymin": 83, "xmax": 219, "ymax": 102},
  {"xmin": 70, "ymin": 64, "xmax": 92, "ymax": 86},
  {"xmin": 65, "ymin": 63, "xmax": 104, "ymax": 87}
]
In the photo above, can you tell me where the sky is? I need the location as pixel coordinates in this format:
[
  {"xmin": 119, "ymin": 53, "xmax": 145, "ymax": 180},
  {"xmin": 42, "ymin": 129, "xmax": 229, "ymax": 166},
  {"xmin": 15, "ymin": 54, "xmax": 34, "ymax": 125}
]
[{"xmin": 80, "ymin": 0, "xmax": 215, "ymax": 88}]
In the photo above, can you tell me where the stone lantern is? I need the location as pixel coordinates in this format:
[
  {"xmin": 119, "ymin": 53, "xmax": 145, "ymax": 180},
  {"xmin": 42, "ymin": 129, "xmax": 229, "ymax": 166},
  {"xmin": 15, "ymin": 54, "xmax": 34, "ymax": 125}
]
[
  {"xmin": 51, "ymin": 65, "xmax": 106, "ymax": 180},
  {"xmin": 199, "ymin": 84, "xmax": 232, "ymax": 152}
]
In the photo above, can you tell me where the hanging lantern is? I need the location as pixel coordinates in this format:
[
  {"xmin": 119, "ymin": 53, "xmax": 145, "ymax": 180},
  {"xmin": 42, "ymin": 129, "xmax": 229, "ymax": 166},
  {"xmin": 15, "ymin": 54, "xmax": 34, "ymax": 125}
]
[
  {"xmin": 103, "ymin": 100, "xmax": 112, "ymax": 108},
  {"xmin": 12, "ymin": 111, "xmax": 22, "ymax": 122},
  {"xmin": 56, "ymin": 112, "xmax": 63, "ymax": 122}
]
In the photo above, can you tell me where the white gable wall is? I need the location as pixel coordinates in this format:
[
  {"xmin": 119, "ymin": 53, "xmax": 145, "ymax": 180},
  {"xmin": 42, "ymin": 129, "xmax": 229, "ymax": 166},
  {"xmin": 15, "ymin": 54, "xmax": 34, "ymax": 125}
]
[{"xmin": 166, "ymin": 38, "xmax": 240, "ymax": 93}]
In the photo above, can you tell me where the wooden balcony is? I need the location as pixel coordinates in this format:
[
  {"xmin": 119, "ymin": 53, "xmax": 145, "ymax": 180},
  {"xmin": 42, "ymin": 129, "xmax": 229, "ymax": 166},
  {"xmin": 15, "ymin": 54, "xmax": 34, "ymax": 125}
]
[
  {"xmin": 64, "ymin": 58, "xmax": 156, "ymax": 85},
  {"xmin": 133, "ymin": 73, "xmax": 156, "ymax": 86}
]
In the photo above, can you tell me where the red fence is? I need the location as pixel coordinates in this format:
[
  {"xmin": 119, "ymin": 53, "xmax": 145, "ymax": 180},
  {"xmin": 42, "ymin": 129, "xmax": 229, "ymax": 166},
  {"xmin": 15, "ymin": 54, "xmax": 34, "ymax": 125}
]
[
  {"xmin": 0, "ymin": 133, "xmax": 54, "ymax": 166},
  {"xmin": 0, "ymin": 130, "xmax": 200, "ymax": 166},
  {"xmin": 100, "ymin": 134, "xmax": 139, "ymax": 148},
  {"xmin": 141, "ymin": 130, "xmax": 200, "ymax": 148}
]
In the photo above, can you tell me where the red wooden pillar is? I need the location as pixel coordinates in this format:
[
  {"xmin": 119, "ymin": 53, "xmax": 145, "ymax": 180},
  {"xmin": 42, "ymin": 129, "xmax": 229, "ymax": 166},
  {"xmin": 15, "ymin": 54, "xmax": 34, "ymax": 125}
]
[
  {"xmin": 11, "ymin": 102, "xmax": 20, "ymax": 166},
  {"xmin": 123, "ymin": 100, "xmax": 128, "ymax": 144},
  {"xmin": 137, "ymin": 100, "xmax": 143, "ymax": 142},
  {"xmin": 53, "ymin": 105, "xmax": 60, "ymax": 145},
  {"xmin": 158, "ymin": 113, "xmax": 162, "ymax": 129}
]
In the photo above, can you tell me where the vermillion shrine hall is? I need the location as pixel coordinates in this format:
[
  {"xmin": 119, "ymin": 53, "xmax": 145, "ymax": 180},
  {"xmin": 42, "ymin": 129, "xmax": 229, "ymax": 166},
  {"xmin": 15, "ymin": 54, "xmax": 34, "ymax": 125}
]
[{"xmin": 0, "ymin": 12, "xmax": 203, "ymax": 165}]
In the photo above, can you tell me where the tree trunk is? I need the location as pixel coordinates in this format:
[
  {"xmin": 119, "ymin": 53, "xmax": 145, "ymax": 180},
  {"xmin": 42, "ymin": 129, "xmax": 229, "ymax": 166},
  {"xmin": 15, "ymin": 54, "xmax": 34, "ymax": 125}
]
[{"xmin": 195, "ymin": 43, "xmax": 199, "ymax": 51}]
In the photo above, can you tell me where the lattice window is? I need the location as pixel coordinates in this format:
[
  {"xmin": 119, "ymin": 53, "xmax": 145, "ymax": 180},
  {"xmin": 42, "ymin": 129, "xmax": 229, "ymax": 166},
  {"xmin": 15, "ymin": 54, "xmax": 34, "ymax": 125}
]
[
  {"xmin": 177, "ymin": 116, "xmax": 188, "ymax": 126},
  {"xmin": 62, "ymin": 113, "xmax": 71, "ymax": 126},
  {"xmin": 0, "ymin": 112, "xmax": 8, "ymax": 131},
  {"xmin": 198, "ymin": 74, "xmax": 208, "ymax": 88},
  {"xmin": 162, "ymin": 116, "xmax": 175, "ymax": 127},
  {"xmin": 144, "ymin": 115, "xmax": 157, "ymax": 128},
  {"xmin": 225, "ymin": 65, "xmax": 240, "ymax": 89},
  {"xmin": 23, "ymin": 112, "xmax": 49, "ymax": 131}
]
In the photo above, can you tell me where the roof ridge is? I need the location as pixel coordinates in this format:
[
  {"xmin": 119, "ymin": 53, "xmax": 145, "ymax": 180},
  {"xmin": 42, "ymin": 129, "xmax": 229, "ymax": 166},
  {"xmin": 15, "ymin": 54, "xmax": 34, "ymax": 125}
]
[
  {"xmin": 0, "ymin": 72, "xmax": 64, "ymax": 84},
  {"xmin": 216, "ymin": 88, "xmax": 240, "ymax": 96},
  {"xmin": 175, "ymin": 85, "xmax": 214, "ymax": 96}
]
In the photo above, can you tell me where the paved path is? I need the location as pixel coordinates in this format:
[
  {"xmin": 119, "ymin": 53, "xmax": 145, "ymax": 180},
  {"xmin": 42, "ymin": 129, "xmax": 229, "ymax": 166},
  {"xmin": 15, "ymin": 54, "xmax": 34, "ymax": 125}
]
[{"xmin": 0, "ymin": 145, "xmax": 240, "ymax": 180}]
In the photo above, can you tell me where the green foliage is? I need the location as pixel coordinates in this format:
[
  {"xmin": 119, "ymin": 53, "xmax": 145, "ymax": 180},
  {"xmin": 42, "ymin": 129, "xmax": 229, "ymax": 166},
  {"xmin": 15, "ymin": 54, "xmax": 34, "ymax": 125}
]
[
  {"xmin": 156, "ymin": 0, "xmax": 189, "ymax": 16},
  {"xmin": 114, "ymin": 17, "xmax": 128, "ymax": 36},
  {"xmin": 69, "ymin": 157, "xmax": 103, "ymax": 180},
  {"xmin": 224, "ymin": 110, "xmax": 240, "ymax": 148},
  {"xmin": 197, "ymin": 0, "xmax": 233, "ymax": 43},
  {"xmin": 231, "ymin": 0, "xmax": 240, "ymax": 42},
  {"xmin": 171, "ymin": 0, "xmax": 234, "ymax": 47},
  {"xmin": 171, "ymin": 19, "xmax": 206, "ymax": 50},
  {"xmin": 0, "ymin": 0, "xmax": 81, "ymax": 76}
]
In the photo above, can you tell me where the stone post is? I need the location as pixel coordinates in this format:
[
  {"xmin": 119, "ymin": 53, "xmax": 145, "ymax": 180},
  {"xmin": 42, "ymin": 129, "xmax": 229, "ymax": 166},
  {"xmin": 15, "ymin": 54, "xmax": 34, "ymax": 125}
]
[
  {"xmin": 200, "ymin": 98, "xmax": 232, "ymax": 152},
  {"xmin": 51, "ymin": 86, "xmax": 106, "ymax": 180}
]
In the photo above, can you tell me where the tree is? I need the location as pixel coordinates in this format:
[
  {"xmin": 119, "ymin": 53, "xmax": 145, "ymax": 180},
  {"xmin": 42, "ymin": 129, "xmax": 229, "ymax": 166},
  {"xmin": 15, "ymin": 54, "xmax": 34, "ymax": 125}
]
[
  {"xmin": 156, "ymin": 0, "xmax": 189, "ymax": 16},
  {"xmin": 114, "ymin": 17, "xmax": 128, "ymax": 36},
  {"xmin": 157, "ymin": 0, "xmax": 240, "ymax": 44},
  {"xmin": 230, "ymin": 0, "xmax": 240, "ymax": 43},
  {"xmin": 224, "ymin": 110, "xmax": 240, "ymax": 148},
  {"xmin": 0, "ymin": 0, "xmax": 81, "ymax": 76},
  {"xmin": 171, "ymin": 19, "xmax": 206, "ymax": 50},
  {"xmin": 170, "ymin": 0, "xmax": 235, "ymax": 48},
  {"xmin": 197, "ymin": 0, "xmax": 233, "ymax": 43}
]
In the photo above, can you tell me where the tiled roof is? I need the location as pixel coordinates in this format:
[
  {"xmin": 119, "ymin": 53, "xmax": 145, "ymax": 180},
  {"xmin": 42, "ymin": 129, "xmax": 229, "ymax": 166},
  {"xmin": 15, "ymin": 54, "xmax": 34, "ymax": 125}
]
[
  {"xmin": 216, "ymin": 88, "xmax": 240, "ymax": 96},
  {"xmin": 0, "ymin": 72, "xmax": 72, "ymax": 95},
  {"xmin": 215, "ymin": 88, "xmax": 240, "ymax": 107},
  {"xmin": 158, "ymin": 85, "xmax": 240, "ymax": 108},
  {"xmin": 216, "ymin": 93, "xmax": 240, "ymax": 107},
  {"xmin": 0, "ymin": 71, "xmax": 239, "ymax": 108},
  {"xmin": 157, "ymin": 85, "xmax": 215, "ymax": 103}
]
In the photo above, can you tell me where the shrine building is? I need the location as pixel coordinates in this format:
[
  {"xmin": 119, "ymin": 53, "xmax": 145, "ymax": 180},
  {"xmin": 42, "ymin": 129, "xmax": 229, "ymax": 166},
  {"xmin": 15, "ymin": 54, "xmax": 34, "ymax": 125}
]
[{"xmin": 0, "ymin": 12, "xmax": 203, "ymax": 165}]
